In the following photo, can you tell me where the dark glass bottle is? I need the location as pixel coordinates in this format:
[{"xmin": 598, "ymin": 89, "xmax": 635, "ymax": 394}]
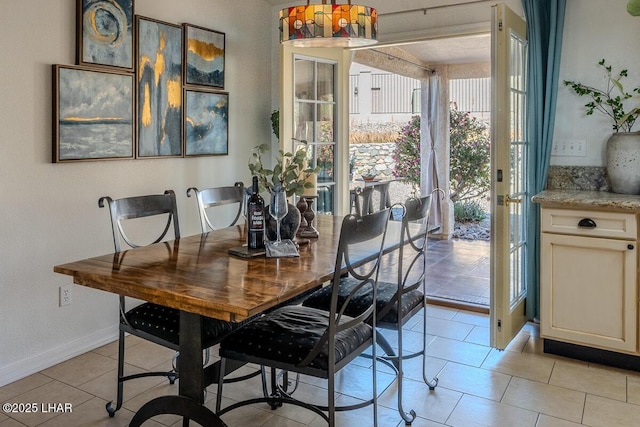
[{"xmin": 247, "ymin": 176, "xmax": 265, "ymax": 249}]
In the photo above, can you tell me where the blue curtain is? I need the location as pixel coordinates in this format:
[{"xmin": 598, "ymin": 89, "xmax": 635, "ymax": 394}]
[{"xmin": 522, "ymin": 0, "xmax": 566, "ymax": 320}]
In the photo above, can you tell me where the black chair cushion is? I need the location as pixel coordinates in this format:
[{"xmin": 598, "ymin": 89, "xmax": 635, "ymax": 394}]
[
  {"xmin": 220, "ymin": 306, "xmax": 372, "ymax": 371},
  {"xmin": 125, "ymin": 302, "xmax": 234, "ymax": 348},
  {"xmin": 302, "ymin": 277, "xmax": 424, "ymax": 324}
]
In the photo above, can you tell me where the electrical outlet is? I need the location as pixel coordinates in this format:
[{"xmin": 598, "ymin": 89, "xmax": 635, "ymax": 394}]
[
  {"xmin": 552, "ymin": 139, "xmax": 587, "ymax": 157},
  {"xmin": 59, "ymin": 284, "xmax": 72, "ymax": 307}
]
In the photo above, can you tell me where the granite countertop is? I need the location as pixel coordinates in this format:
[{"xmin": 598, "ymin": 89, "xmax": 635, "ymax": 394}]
[{"xmin": 532, "ymin": 190, "xmax": 640, "ymax": 211}]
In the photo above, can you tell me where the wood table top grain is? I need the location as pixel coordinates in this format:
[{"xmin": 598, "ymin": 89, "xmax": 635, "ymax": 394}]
[{"xmin": 54, "ymin": 215, "xmax": 402, "ymax": 323}]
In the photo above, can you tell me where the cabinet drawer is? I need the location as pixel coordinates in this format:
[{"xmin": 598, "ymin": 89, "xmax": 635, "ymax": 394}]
[{"xmin": 542, "ymin": 208, "xmax": 637, "ymax": 239}]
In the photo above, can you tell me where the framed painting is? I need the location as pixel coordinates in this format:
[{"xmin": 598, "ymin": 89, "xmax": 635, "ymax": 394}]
[
  {"xmin": 184, "ymin": 89, "xmax": 229, "ymax": 156},
  {"xmin": 52, "ymin": 64, "xmax": 134, "ymax": 163},
  {"xmin": 136, "ymin": 16, "xmax": 183, "ymax": 158},
  {"xmin": 76, "ymin": 0, "xmax": 135, "ymax": 71},
  {"xmin": 183, "ymin": 23, "xmax": 225, "ymax": 88}
]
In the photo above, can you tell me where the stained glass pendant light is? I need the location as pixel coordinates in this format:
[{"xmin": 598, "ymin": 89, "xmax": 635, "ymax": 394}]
[{"xmin": 279, "ymin": 0, "xmax": 377, "ymax": 47}]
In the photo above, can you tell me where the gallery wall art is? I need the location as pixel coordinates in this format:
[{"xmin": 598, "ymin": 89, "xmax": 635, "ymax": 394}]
[
  {"xmin": 53, "ymin": 64, "xmax": 134, "ymax": 162},
  {"xmin": 185, "ymin": 89, "xmax": 229, "ymax": 156},
  {"xmin": 183, "ymin": 23, "xmax": 225, "ymax": 89},
  {"xmin": 54, "ymin": 1, "xmax": 231, "ymax": 162},
  {"xmin": 136, "ymin": 16, "xmax": 183, "ymax": 158},
  {"xmin": 76, "ymin": 0, "xmax": 135, "ymax": 71}
]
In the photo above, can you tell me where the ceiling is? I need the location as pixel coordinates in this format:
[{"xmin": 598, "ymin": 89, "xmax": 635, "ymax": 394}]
[
  {"xmin": 380, "ymin": 33, "xmax": 490, "ymax": 65},
  {"xmin": 263, "ymin": 1, "xmax": 491, "ymax": 66}
]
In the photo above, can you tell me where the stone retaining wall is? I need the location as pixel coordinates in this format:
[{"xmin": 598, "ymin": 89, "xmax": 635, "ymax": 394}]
[{"xmin": 350, "ymin": 142, "xmax": 396, "ymax": 179}]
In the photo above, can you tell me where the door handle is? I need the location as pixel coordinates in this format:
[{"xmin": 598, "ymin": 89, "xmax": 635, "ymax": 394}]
[{"xmin": 504, "ymin": 195, "xmax": 522, "ymax": 206}]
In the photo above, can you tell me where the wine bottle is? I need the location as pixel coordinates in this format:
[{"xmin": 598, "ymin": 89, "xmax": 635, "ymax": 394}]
[{"xmin": 247, "ymin": 176, "xmax": 265, "ymax": 249}]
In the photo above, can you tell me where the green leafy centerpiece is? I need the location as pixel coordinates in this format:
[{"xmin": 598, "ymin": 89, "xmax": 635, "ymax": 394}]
[
  {"xmin": 248, "ymin": 142, "xmax": 319, "ymax": 240},
  {"xmin": 564, "ymin": 59, "xmax": 640, "ymax": 194}
]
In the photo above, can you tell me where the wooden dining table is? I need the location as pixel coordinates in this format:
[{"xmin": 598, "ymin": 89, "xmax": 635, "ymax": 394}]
[{"xmin": 54, "ymin": 214, "xmax": 406, "ymax": 425}]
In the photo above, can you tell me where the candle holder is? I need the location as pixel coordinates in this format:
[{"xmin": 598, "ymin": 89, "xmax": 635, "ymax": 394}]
[{"xmin": 297, "ymin": 196, "xmax": 319, "ymax": 238}]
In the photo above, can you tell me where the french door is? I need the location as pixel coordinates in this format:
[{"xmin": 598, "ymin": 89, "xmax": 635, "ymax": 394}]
[
  {"xmin": 490, "ymin": 3, "xmax": 529, "ymax": 349},
  {"xmin": 280, "ymin": 45, "xmax": 351, "ymax": 215}
]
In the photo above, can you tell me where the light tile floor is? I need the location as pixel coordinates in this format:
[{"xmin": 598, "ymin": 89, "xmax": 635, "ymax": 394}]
[{"xmin": 2, "ymin": 305, "xmax": 640, "ymax": 426}]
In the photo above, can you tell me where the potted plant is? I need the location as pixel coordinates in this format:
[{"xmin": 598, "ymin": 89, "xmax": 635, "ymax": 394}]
[
  {"xmin": 248, "ymin": 142, "xmax": 319, "ymax": 239},
  {"xmin": 248, "ymin": 142, "xmax": 318, "ymax": 197},
  {"xmin": 564, "ymin": 59, "xmax": 640, "ymax": 194}
]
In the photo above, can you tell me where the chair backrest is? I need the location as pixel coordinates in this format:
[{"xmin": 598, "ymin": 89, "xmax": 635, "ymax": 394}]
[
  {"xmin": 186, "ymin": 183, "xmax": 244, "ymax": 233},
  {"xmin": 384, "ymin": 195, "xmax": 432, "ymax": 319},
  {"xmin": 300, "ymin": 208, "xmax": 391, "ymax": 367},
  {"xmin": 98, "ymin": 190, "xmax": 180, "ymax": 252}
]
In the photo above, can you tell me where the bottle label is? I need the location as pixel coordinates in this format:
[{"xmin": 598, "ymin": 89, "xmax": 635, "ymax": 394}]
[{"xmin": 249, "ymin": 207, "xmax": 264, "ymax": 230}]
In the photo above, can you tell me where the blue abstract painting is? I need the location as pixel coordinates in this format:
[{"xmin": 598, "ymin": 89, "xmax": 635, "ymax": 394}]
[
  {"xmin": 78, "ymin": 0, "xmax": 134, "ymax": 70},
  {"xmin": 185, "ymin": 90, "xmax": 228, "ymax": 156},
  {"xmin": 183, "ymin": 24, "xmax": 225, "ymax": 88},
  {"xmin": 136, "ymin": 16, "xmax": 182, "ymax": 158}
]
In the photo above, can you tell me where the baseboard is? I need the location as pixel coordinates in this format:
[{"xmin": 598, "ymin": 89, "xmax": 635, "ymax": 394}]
[
  {"xmin": 0, "ymin": 325, "xmax": 118, "ymax": 387},
  {"xmin": 544, "ymin": 338, "xmax": 640, "ymax": 372}
]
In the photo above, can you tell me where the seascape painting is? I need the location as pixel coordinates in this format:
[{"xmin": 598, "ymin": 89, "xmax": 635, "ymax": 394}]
[
  {"xmin": 137, "ymin": 16, "xmax": 183, "ymax": 158},
  {"xmin": 185, "ymin": 90, "xmax": 228, "ymax": 156},
  {"xmin": 77, "ymin": 0, "xmax": 134, "ymax": 70},
  {"xmin": 53, "ymin": 65, "xmax": 134, "ymax": 162},
  {"xmin": 183, "ymin": 24, "xmax": 225, "ymax": 88}
]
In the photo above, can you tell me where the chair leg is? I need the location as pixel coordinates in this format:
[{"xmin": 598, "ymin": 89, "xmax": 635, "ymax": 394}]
[
  {"xmin": 328, "ymin": 370, "xmax": 336, "ymax": 427},
  {"xmin": 372, "ymin": 331, "xmax": 378, "ymax": 427},
  {"xmin": 215, "ymin": 358, "xmax": 226, "ymax": 414},
  {"xmin": 396, "ymin": 324, "xmax": 416, "ymax": 425},
  {"xmin": 422, "ymin": 307, "xmax": 439, "ymax": 390},
  {"xmin": 106, "ymin": 329, "xmax": 126, "ymax": 417},
  {"xmin": 106, "ymin": 329, "xmax": 179, "ymax": 417}
]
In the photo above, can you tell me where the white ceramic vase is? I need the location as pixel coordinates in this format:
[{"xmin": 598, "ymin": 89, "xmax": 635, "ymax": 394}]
[{"xmin": 606, "ymin": 132, "xmax": 640, "ymax": 195}]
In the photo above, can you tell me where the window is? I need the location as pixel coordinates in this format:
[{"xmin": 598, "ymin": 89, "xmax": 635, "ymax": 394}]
[{"xmin": 293, "ymin": 57, "xmax": 337, "ymax": 214}]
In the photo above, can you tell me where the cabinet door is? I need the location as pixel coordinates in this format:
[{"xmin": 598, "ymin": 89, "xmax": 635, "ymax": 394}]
[{"xmin": 541, "ymin": 233, "xmax": 637, "ymax": 353}]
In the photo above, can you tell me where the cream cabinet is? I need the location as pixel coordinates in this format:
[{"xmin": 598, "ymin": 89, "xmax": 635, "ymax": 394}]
[{"xmin": 540, "ymin": 207, "xmax": 638, "ymax": 354}]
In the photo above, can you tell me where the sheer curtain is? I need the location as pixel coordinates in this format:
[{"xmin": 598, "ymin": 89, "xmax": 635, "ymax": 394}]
[
  {"xmin": 522, "ymin": 0, "xmax": 566, "ymax": 319},
  {"xmin": 420, "ymin": 73, "xmax": 443, "ymax": 230}
]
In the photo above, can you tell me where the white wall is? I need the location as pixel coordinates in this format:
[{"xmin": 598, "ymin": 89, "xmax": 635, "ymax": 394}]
[
  {"xmin": 0, "ymin": 0, "xmax": 272, "ymax": 386},
  {"xmin": 553, "ymin": 0, "xmax": 640, "ymax": 166}
]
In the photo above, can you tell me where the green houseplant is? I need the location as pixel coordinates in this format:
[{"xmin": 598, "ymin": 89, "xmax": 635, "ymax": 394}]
[
  {"xmin": 248, "ymin": 142, "xmax": 318, "ymax": 198},
  {"xmin": 564, "ymin": 59, "xmax": 640, "ymax": 194},
  {"xmin": 248, "ymin": 141, "xmax": 320, "ymax": 240},
  {"xmin": 564, "ymin": 59, "xmax": 640, "ymax": 133}
]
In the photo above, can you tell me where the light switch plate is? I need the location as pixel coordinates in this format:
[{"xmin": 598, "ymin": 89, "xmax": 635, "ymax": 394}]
[{"xmin": 552, "ymin": 139, "xmax": 586, "ymax": 157}]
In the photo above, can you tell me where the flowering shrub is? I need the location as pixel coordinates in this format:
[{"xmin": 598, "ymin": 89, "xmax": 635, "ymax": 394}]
[
  {"xmin": 392, "ymin": 109, "xmax": 491, "ymax": 203},
  {"xmin": 449, "ymin": 109, "xmax": 490, "ymax": 202},
  {"xmin": 392, "ymin": 115, "xmax": 421, "ymax": 186}
]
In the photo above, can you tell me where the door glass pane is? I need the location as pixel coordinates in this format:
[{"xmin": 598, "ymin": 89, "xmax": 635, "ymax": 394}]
[
  {"xmin": 294, "ymin": 102, "xmax": 314, "ymax": 142},
  {"xmin": 316, "ymin": 143, "xmax": 334, "ymax": 182},
  {"xmin": 293, "ymin": 57, "xmax": 337, "ymax": 214},
  {"xmin": 295, "ymin": 59, "xmax": 314, "ymax": 100},
  {"xmin": 508, "ymin": 30, "xmax": 528, "ymax": 305},
  {"xmin": 317, "ymin": 62, "xmax": 334, "ymax": 102},
  {"xmin": 318, "ymin": 105, "xmax": 333, "ymax": 143},
  {"xmin": 317, "ymin": 184, "xmax": 334, "ymax": 214}
]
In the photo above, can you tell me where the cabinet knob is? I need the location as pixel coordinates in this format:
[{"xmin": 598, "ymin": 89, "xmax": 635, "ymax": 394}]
[
  {"xmin": 628, "ymin": 244, "xmax": 635, "ymax": 250},
  {"xmin": 578, "ymin": 218, "xmax": 597, "ymax": 228}
]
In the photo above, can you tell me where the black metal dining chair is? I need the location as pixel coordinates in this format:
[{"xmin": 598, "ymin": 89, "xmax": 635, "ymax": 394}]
[
  {"xmin": 99, "ymin": 190, "xmax": 237, "ymax": 417},
  {"xmin": 186, "ymin": 182, "xmax": 245, "ymax": 233},
  {"xmin": 302, "ymin": 195, "xmax": 439, "ymax": 424},
  {"xmin": 215, "ymin": 208, "xmax": 392, "ymax": 426}
]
